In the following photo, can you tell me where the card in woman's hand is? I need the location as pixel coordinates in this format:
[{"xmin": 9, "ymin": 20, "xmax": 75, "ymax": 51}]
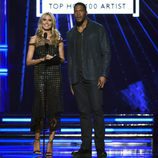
[{"xmin": 46, "ymin": 54, "xmax": 61, "ymax": 66}]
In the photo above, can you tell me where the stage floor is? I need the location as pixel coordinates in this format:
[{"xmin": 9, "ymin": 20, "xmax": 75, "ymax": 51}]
[
  {"xmin": 0, "ymin": 114, "xmax": 154, "ymax": 157},
  {"xmin": 0, "ymin": 137, "xmax": 153, "ymax": 157}
]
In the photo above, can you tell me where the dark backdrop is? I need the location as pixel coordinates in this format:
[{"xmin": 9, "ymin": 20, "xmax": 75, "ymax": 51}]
[{"xmin": 7, "ymin": 0, "xmax": 158, "ymax": 115}]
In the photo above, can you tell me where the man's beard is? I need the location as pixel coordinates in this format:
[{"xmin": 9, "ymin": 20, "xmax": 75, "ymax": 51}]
[{"xmin": 76, "ymin": 18, "xmax": 85, "ymax": 26}]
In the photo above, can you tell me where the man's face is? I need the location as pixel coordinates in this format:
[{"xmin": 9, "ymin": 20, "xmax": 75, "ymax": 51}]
[{"xmin": 74, "ymin": 5, "xmax": 87, "ymax": 25}]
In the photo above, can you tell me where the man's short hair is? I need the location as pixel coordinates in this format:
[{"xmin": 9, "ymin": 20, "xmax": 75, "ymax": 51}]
[{"xmin": 74, "ymin": 2, "xmax": 87, "ymax": 12}]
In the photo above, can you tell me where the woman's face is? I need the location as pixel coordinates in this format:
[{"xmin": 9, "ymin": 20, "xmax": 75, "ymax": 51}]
[{"xmin": 42, "ymin": 15, "xmax": 52, "ymax": 31}]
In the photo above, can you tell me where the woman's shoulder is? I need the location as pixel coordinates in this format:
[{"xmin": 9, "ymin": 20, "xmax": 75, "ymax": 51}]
[
  {"xmin": 58, "ymin": 35, "xmax": 64, "ymax": 43},
  {"xmin": 29, "ymin": 35, "xmax": 38, "ymax": 46},
  {"xmin": 29, "ymin": 35, "xmax": 37, "ymax": 42}
]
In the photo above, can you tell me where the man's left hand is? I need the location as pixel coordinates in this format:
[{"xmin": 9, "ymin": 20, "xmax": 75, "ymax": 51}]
[{"xmin": 97, "ymin": 76, "xmax": 107, "ymax": 88}]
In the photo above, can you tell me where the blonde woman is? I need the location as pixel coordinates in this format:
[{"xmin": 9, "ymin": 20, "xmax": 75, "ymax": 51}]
[{"xmin": 26, "ymin": 12, "xmax": 64, "ymax": 156}]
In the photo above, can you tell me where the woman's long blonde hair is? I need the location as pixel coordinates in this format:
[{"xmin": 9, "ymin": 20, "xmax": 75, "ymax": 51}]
[{"xmin": 36, "ymin": 12, "xmax": 60, "ymax": 45}]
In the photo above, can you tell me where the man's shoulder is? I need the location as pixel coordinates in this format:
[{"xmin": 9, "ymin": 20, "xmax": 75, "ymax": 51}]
[
  {"xmin": 67, "ymin": 27, "xmax": 76, "ymax": 35},
  {"xmin": 89, "ymin": 20, "xmax": 104, "ymax": 29}
]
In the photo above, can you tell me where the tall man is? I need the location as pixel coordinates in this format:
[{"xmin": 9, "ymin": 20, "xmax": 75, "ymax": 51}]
[{"xmin": 67, "ymin": 2, "xmax": 111, "ymax": 158}]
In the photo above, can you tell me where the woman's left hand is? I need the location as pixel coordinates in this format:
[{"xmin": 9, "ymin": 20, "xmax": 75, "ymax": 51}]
[{"xmin": 45, "ymin": 54, "xmax": 53, "ymax": 60}]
